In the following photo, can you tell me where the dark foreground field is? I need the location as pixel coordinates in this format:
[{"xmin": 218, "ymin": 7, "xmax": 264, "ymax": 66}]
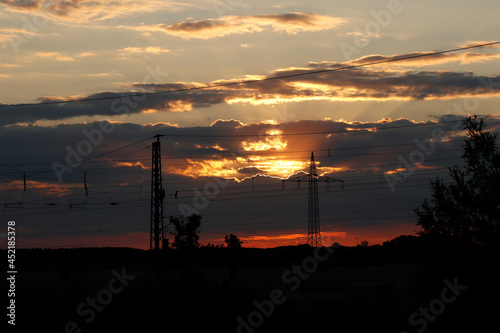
[{"xmin": 3, "ymin": 236, "xmax": 499, "ymax": 333}]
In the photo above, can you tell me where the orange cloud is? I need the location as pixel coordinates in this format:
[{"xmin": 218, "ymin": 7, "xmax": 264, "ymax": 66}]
[
  {"xmin": 131, "ymin": 12, "xmax": 346, "ymax": 40},
  {"xmin": 34, "ymin": 51, "xmax": 74, "ymax": 61},
  {"xmin": 458, "ymin": 41, "xmax": 500, "ymax": 49},
  {"xmin": 242, "ymin": 130, "xmax": 287, "ymax": 151},
  {"xmin": 338, "ymin": 51, "xmax": 500, "ymax": 68},
  {"xmin": 117, "ymin": 46, "xmax": 171, "ymax": 56},
  {"xmin": 143, "ymin": 122, "xmax": 179, "ymax": 128},
  {"xmin": 3, "ymin": 45, "xmax": 500, "ymax": 126},
  {"xmin": 0, "ymin": 0, "xmax": 184, "ymax": 23},
  {"xmin": 210, "ymin": 119, "xmax": 246, "ymax": 127},
  {"xmin": 195, "ymin": 144, "xmax": 227, "ymax": 151},
  {"xmin": 0, "ymin": 179, "xmax": 72, "ymax": 197},
  {"xmin": 230, "ymin": 229, "xmax": 359, "ymax": 248},
  {"xmin": 112, "ymin": 161, "xmax": 148, "ymax": 170},
  {"xmin": 167, "ymin": 155, "xmax": 309, "ymax": 181}
]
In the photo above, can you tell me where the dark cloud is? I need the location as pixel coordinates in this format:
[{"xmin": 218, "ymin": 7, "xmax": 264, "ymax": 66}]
[
  {"xmin": 163, "ymin": 20, "xmax": 229, "ymax": 33},
  {"xmin": 256, "ymin": 12, "xmax": 318, "ymax": 26},
  {"xmin": 343, "ymin": 52, "xmax": 500, "ymax": 67},
  {"xmin": 3, "ymin": 116, "xmax": 500, "ymax": 248},
  {"xmin": 0, "ymin": 88, "xmax": 230, "ymax": 126},
  {"xmin": 0, "ymin": 0, "xmax": 38, "ymax": 9},
  {"xmin": 237, "ymin": 167, "xmax": 264, "ymax": 174},
  {"xmin": 1, "ymin": 51, "xmax": 500, "ymax": 126},
  {"xmin": 3, "ymin": 116, "xmax": 496, "ymax": 184},
  {"xmin": 0, "ymin": 0, "xmax": 171, "ymax": 22}
]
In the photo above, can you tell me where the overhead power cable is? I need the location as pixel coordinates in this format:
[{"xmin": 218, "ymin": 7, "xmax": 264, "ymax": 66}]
[
  {"xmin": 1, "ymin": 41, "xmax": 498, "ymax": 109},
  {"xmin": 0, "ymin": 137, "xmax": 466, "ymax": 169},
  {"xmin": 0, "ymin": 114, "xmax": 480, "ymax": 184},
  {"xmin": 159, "ymin": 118, "xmax": 486, "ymax": 138},
  {"xmin": 0, "ymin": 136, "xmax": 153, "ymax": 185}
]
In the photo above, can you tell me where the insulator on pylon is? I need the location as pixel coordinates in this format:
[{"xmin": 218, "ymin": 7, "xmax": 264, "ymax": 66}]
[{"xmin": 84, "ymin": 171, "xmax": 88, "ymax": 198}]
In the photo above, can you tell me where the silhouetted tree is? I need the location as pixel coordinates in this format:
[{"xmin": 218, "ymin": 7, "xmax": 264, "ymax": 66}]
[
  {"xmin": 169, "ymin": 214, "xmax": 201, "ymax": 250},
  {"xmin": 224, "ymin": 234, "xmax": 243, "ymax": 249},
  {"xmin": 359, "ymin": 240, "xmax": 369, "ymax": 247},
  {"xmin": 415, "ymin": 115, "xmax": 500, "ymax": 246}
]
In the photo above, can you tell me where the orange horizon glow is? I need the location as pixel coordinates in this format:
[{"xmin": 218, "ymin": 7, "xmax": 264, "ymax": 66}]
[
  {"xmin": 17, "ymin": 222, "xmax": 419, "ymax": 250},
  {"xmin": 166, "ymin": 155, "xmax": 313, "ymax": 181},
  {"xmin": 0, "ymin": 179, "xmax": 73, "ymax": 196}
]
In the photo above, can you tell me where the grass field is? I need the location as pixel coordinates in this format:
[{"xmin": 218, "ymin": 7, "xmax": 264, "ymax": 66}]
[{"xmin": 3, "ymin": 240, "xmax": 498, "ymax": 332}]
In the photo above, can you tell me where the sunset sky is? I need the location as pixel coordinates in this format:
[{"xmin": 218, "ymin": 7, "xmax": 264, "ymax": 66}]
[{"xmin": 1, "ymin": 0, "xmax": 500, "ymax": 249}]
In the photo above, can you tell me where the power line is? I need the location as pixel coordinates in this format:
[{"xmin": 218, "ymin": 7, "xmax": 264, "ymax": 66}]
[
  {"xmin": 18, "ymin": 207, "xmax": 420, "ymax": 237},
  {"xmin": 1, "ymin": 41, "xmax": 498, "ymax": 109},
  {"xmin": 0, "ymin": 173, "xmax": 449, "ymax": 209},
  {"xmin": 0, "ymin": 137, "xmax": 466, "ymax": 170},
  {"xmin": 0, "ymin": 116, "xmax": 475, "ymax": 185},
  {"xmin": 0, "ymin": 154, "xmax": 461, "ymax": 197},
  {"xmin": 60, "ymin": 149, "xmax": 461, "ymax": 173},
  {"xmin": 0, "ymin": 136, "xmax": 153, "ymax": 185},
  {"xmin": 3, "ymin": 42, "xmax": 498, "ymax": 247},
  {"xmin": 22, "ymin": 207, "xmax": 415, "ymax": 232},
  {"xmin": 159, "ymin": 117, "xmax": 496, "ymax": 138},
  {"xmin": 2, "ymin": 177, "xmax": 442, "ymax": 218}
]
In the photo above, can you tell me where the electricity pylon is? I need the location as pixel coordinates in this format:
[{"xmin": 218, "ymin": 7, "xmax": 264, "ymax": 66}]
[
  {"xmin": 150, "ymin": 134, "xmax": 166, "ymax": 251},
  {"xmin": 282, "ymin": 152, "xmax": 343, "ymax": 247}
]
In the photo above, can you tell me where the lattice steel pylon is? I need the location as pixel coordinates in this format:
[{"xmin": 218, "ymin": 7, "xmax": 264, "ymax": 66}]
[
  {"xmin": 283, "ymin": 152, "xmax": 343, "ymax": 247},
  {"xmin": 308, "ymin": 153, "xmax": 321, "ymax": 247},
  {"xmin": 150, "ymin": 134, "xmax": 166, "ymax": 251}
]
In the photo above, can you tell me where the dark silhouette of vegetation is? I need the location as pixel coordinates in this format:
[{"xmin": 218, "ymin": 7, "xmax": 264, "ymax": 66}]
[
  {"xmin": 169, "ymin": 214, "xmax": 202, "ymax": 250},
  {"xmin": 8, "ymin": 235, "xmax": 500, "ymax": 333},
  {"xmin": 224, "ymin": 233, "xmax": 243, "ymax": 249},
  {"xmin": 358, "ymin": 240, "xmax": 369, "ymax": 247},
  {"xmin": 204, "ymin": 242, "xmax": 223, "ymax": 248},
  {"xmin": 415, "ymin": 115, "xmax": 500, "ymax": 246}
]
